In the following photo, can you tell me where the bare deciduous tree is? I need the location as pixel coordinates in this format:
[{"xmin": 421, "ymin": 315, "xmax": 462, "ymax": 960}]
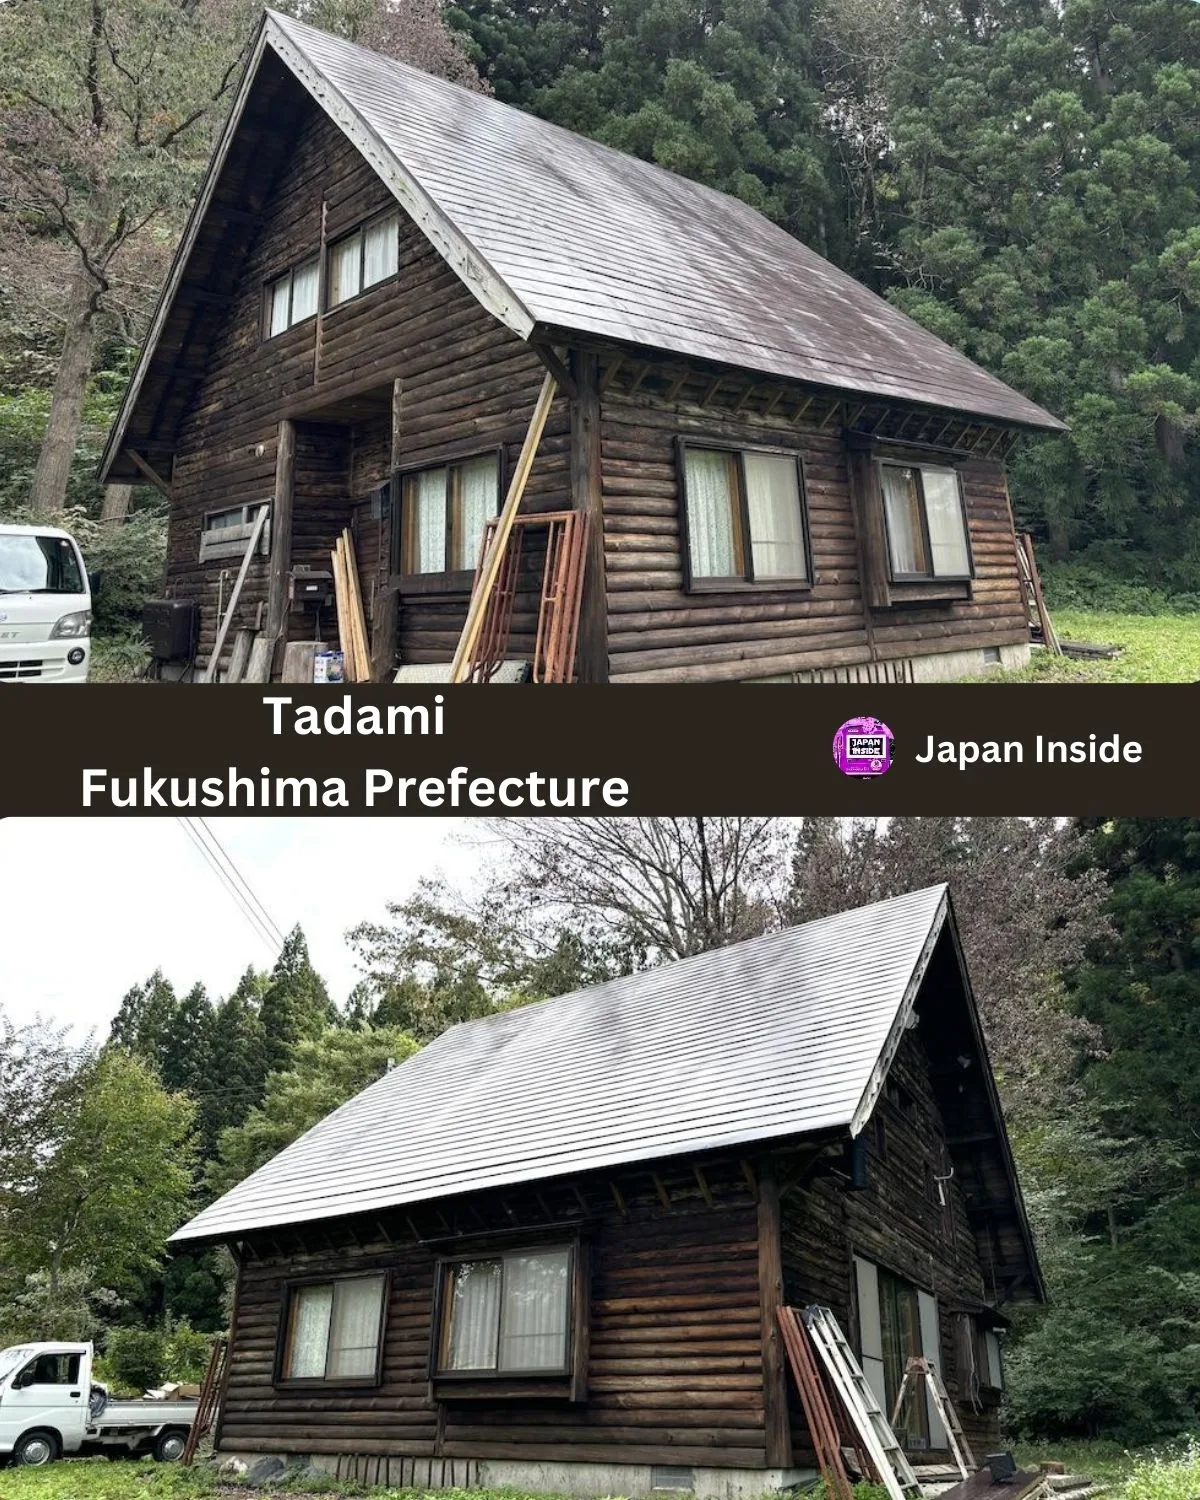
[
  {"xmin": 788, "ymin": 816, "xmax": 1109, "ymax": 1120},
  {"xmin": 487, "ymin": 817, "xmax": 787, "ymax": 962}
]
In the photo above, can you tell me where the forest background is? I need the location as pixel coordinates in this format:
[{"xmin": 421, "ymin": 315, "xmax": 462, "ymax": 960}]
[
  {"xmin": 3, "ymin": 0, "xmax": 1200, "ymax": 677},
  {"xmin": 4, "ymin": 815, "xmax": 1200, "ymax": 1455}
]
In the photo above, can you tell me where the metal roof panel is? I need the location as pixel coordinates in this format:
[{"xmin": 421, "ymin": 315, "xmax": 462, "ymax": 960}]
[{"xmin": 172, "ymin": 885, "xmax": 950, "ymax": 1243}]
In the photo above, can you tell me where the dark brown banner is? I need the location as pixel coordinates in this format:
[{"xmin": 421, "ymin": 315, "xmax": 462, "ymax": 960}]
[{"xmin": 2, "ymin": 684, "xmax": 1196, "ymax": 814}]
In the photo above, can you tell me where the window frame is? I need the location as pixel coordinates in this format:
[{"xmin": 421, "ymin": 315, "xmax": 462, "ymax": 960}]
[
  {"xmin": 392, "ymin": 445, "xmax": 506, "ymax": 595},
  {"xmin": 273, "ymin": 1270, "xmax": 390, "ymax": 1390},
  {"xmin": 675, "ymin": 437, "xmax": 813, "ymax": 594},
  {"xmin": 430, "ymin": 1241, "xmax": 579, "ymax": 1385},
  {"xmin": 326, "ymin": 209, "xmax": 401, "ymax": 312},
  {"xmin": 262, "ymin": 258, "xmax": 319, "ymax": 340},
  {"xmin": 199, "ymin": 502, "xmax": 271, "ymax": 563},
  {"xmin": 876, "ymin": 459, "xmax": 974, "ymax": 585}
]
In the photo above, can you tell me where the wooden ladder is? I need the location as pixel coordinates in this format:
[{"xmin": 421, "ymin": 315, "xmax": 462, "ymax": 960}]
[
  {"xmin": 180, "ymin": 1335, "xmax": 227, "ymax": 1466},
  {"xmin": 804, "ymin": 1304, "xmax": 924, "ymax": 1500},
  {"xmin": 891, "ymin": 1355, "xmax": 975, "ymax": 1479},
  {"xmin": 1015, "ymin": 533, "xmax": 1061, "ymax": 654},
  {"xmin": 777, "ymin": 1306, "xmax": 857, "ymax": 1500}
]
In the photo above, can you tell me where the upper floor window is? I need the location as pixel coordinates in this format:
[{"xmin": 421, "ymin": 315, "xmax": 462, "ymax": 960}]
[
  {"xmin": 328, "ymin": 211, "xmax": 400, "ymax": 308},
  {"xmin": 278, "ymin": 1273, "xmax": 387, "ymax": 1385},
  {"xmin": 435, "ymin": 1247, "xmax": 572, "ymax": 1376},
  {"xmin": 264, "ymin": 259, "xmax": 318, "ymax": 337},
  {"xmin": 678, "ymin": 441, "xmax": 810, "ymax": 590},
  {"xmin": 879, "ymin": 463, "xmax": 971, "ymax": 582},
  {"xmin": 398, "ymin": 451, "xmax": 501, "ymax": 578}
]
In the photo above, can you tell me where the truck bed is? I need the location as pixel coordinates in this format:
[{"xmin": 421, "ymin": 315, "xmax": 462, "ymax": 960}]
[{"xmin": 88, "ymin": 1398, "xmax": 197, "ymax": 1430}]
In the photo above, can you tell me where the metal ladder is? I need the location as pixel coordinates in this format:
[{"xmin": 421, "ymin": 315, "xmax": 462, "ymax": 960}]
[
  {"xmin": 891, "ymin": 1355, "xmax": 976, "ymax": 1479},
  {"xmin": 803, "ymin": 1305, "xmax": 924, "ymax": 1500}
]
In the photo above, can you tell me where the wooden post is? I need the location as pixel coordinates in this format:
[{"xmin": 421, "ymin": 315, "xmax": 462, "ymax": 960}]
[
  {"xmin": 846, "ymin": 432, "xmax": 890, "ymax": 615},
  {"xmin": 370, "ymin": 377, "xmax": 404, "ymax": 681},
  {"xmin": 265, "ymin": 418, "xmax": 296, "ymax": 647},
  {"xmin": 449, "ymin": 372, "xmax": 556, "ymax": 682},
  {"xmin": 758, "ymin": 1159, "xmax": 793, "ymax": 1470},
  {"xmin": 569, "ymin": 349, "xmax": 609, "ymax": 683}
]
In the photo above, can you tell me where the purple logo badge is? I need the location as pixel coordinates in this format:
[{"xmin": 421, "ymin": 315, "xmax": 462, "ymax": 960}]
[{"xmin": 833, "ymin": 716, "xmax": 894, "ymax": 778}]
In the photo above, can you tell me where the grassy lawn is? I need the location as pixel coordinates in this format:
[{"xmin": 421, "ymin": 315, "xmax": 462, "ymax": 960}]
[
  {"xmin": 7, "ymin": 1451, "xmax": 1200, "ymax": 1500},
  {"xmin": 985, "ymin": 611, "xmax": 1200, "ymax": 683},
  {"xmin": 0, "ymin": 1463, "xmax": 558, "ymax": 1500}
]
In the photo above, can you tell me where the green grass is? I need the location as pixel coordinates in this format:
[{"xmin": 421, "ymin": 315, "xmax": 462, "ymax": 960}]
[
  {"xmin": 983, "ymin": 611, "xmax": 1200, "ymax": 683},
  {"xmin": 0, "ymin": 1465, "xmax": 575, "ymax": 1500}
]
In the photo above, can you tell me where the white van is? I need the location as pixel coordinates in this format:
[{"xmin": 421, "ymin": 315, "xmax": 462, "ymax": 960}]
[{"xmin": 0, "ymin": 524, "xmax": 93, "ymax": 682}]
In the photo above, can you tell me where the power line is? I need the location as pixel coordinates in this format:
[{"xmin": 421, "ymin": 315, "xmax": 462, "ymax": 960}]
[
  {"xmin": 175, "ymin": 819, "xmax": 279, "ymax": 954},
  {"xmin": 193, "ymin": 817, "xmax": 287, "ymax": 950}
]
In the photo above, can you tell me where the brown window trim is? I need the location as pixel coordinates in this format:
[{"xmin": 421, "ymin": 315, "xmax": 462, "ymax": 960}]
[
  {"xmin": 324, "ymin": 209, "xmax": 402, "ymax": 314},
  {"xmin": 846, "ymin": 431, "xmax": 975, "ymax": 609},
  {"xmin": 675, "ymin": 436, "xmax": 814, "ymax": 595},
  {"xmin": 273, "ymin": 1270, "xmax": 390, "ymax": 1390},
  {"xmin": 876, "ymin": 458, "xmax": 974, "ymax": 587},
  {"xmin": 429, "ymin": 1238, "xmax": 588, "ymax": 1402},
  {"xmin": 391, "ymin": 445, "xmax": 506, "ymax": 587}
]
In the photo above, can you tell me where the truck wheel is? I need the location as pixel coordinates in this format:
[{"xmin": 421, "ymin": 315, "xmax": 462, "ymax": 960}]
[
  {"xmin": 153, "ymin": 1429, "xmax": 188, "ymax": 1463},
  {"xmin": 13, "ymin": 1431, "xmax": 59, "ymax": 1467}
]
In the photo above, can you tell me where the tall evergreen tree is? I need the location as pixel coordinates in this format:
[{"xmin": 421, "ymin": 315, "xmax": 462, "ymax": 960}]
[
  {"xmin": 258, "ymin": 927, "xmax": 336, "ymax": 1080},
  {"xmin": 861, "ymin": 0, "xmax": 1200, "ymax": 567},
  {"xmin": 109, "ymin": 970, "xmax": 179, "ymax": 1076},
  {"xmin": 450, "ymin": 0, "xmax": 842, "ymax": 255}
]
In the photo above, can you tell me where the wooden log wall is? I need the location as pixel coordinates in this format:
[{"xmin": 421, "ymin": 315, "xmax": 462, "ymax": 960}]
[
  {"xmin": 598, "ymin": 374, "xmax": 1028, "ymax": 683},
  {"xmin": 777, "ymin": 1026, "xmax": 1003, "ymax": 1460},
  {"xmin": 165, "ymin": 73, "xmax": 567, "ymax": 675},
  {"xmin": 218, "ymin": 1153, "xmax": 770, "ymax": 1470}
]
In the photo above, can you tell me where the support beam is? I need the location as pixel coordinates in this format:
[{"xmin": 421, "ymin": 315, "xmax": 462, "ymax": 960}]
[
  {"xmin": 757, "ymin": 1161, "xmax": 793, "ymax": 1469},
  {"xmin": 532, "ymin": 342, "xmax": 578, "ymax": 399},
  {"xmin": 569, "ymin": 349, "xmax": 609, "ymax": 683},
  {"xmin": 369, "ymin": 378, "xmax": 404, "ymax": 682},
  {"xmin": 126, "ymin": 448, "xmax": 171, "ymax": 498},
  {"xmin": 263, "ymin": 417, "xmax": 296, "ymax": 653}
]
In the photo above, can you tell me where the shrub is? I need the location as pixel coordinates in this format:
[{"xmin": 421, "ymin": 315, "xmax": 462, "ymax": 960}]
[
  {"xmin": 163, "ymin": 1320, "xmax": 216, "ymax": 1384},
  {"xmin": 1121, "ymin": 1441, "xmax": 1200, "ymax": 1500},
  {"xmin": 104, "ymin": 1326, "xmax": 167, "ymax": 1393}
]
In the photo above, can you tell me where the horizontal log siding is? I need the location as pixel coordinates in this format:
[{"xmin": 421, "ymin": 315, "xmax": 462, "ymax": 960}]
[
  {"xmin": 165, "ymin": 80, "xmax": 565, "ymax": 674},
  {"xmin": 218, "ymin": 1157, "xmax": 767, "ymax": 1469},
  {"xmin": 779, "ymin": 1028, "xmax": 1002, "ymax": 1458},
  {"xmin": 598, "ymin": 377, "xmax": 1026, "ymax": 683}
]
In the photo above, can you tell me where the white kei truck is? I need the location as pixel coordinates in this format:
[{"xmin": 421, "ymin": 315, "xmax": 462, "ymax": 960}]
[
  {"xmin": 0, "ymin": 523, "xmax": 93, "ymax": 682},
  {"xmin": 0, "ymin": 1343, "xmax": 197, "ymax": 1467}
]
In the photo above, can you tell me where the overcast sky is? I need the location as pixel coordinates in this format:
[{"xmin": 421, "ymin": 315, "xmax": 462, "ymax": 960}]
[{"xmin": 0, "ymin": 818, "xmax": 490, "ymax": 1041}]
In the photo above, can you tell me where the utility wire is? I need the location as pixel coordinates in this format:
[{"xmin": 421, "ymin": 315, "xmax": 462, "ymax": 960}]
[
  {"xmin": 175, "ymin": 818, "xmax": 279, "ymax": 954},
  {"xmin": 193, "ymin": 817, "xmax": 287, "ymax": 950}
]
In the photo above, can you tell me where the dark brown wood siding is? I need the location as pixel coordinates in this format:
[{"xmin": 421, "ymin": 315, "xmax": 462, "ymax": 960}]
[
  {"xmin": 779, "ymin": 1027, "xmax": 1003, "ymax": 1459},
  {"xmin": 165, "ymin": 75, "xmax": 565, "ymax": 673},
  {"xmin": 218, "ymin": 1155, "xmax": 767, "ymax": 1469},
  {"xmin": 598, "ymin": 374, "xmax": 1026, "ymax": 683}
]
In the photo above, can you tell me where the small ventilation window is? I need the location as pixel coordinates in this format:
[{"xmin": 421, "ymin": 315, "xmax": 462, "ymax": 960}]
[
  {"xmin": 982, "ymin": 645, "xmax": 1002, "ymax": 664},
  {"xmin": 652, "ymin": 1468, "xmax": 695, "ymax": 1491}
]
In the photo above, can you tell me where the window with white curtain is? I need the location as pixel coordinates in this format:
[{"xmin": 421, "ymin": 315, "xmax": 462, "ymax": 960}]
[
  {"xmin": 437, "ymin": 1248, "xmax": 571, "ymax": 1375},
  {"xmin": 281, "ymin": 1275, "xmax": 386, "ymax": 1383},
  {"xmin": 263, "ymin": 258, "xmax": 319, "ymax": 338},
  {"xmin": 328, "ymin": 212, "xmax": 400, "ymax": 309},
  {"xmin": 879, "ymin": 462, "xmax": 971, "ymax": 581},
  {"xmin": 399, "ymin": 452, "xmax": 501, "ymax": 576},
  {"xmin": 680, "ymin": 443, "xmax": 809, "ymax": 587}
]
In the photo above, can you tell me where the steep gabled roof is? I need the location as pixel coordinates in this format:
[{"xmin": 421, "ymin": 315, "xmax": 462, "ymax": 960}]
[
  {"xmin": 171, "ymin": 884, "xmax": 1043, "ymax": 1302},
  {"xmin": 102, "ymin": 13, "xmax": 1063, "ymax": 480}
]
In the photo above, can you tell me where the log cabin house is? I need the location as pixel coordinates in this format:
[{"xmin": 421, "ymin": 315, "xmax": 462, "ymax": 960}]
[
  {"xmin": 101, "ymin": 12, "xmax": 1066, "ymax": 684},
  {"xmin": 171, "ymin": 886, "xmax": 1043, "ymax": 1497}
]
